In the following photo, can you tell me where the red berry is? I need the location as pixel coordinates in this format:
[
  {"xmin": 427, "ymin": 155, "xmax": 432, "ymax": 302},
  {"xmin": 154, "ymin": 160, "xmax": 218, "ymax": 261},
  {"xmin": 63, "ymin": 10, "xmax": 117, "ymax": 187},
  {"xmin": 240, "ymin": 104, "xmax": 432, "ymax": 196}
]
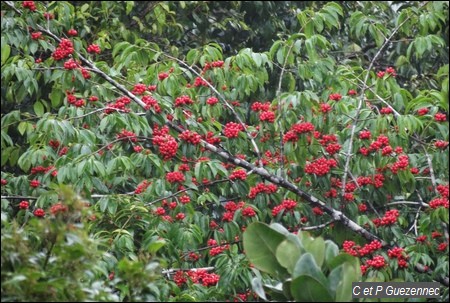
[
  {"xmin": 19, "ymin": 200, "xmax": 30, "ymax": 209},
  {"xmin": 87, "ymin": 44, "xmax": 101, "ymax": 54},
  {"xmin": 30, "ymin": 180, "xmax": 40, "ymax": 188},
  {"xmin": 67, "ymin": 29, "xmax": 78, "ymax": 36},
  {"xmin": 33, "ymin": 208, "xmax": 45, "ymax": 217}
]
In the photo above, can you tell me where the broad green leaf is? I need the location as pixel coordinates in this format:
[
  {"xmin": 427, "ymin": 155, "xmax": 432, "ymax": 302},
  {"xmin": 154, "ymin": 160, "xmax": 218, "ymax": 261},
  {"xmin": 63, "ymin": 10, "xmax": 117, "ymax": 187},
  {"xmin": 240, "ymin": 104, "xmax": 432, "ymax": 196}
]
[
  {"xmin": 18, "ymin": 122, "xmax": 28, "ymax": 135},
  {"xmin": 147, "ymin": 239, "xmax": 165, "ymax": 254},
  {"xmin": 243, "ymin": 222, "xmax": 289, "ymax": 278},
  {"xmin": 251, "ymin": 277, "xmax": 267, "ymax": 300},
  {"xmin": 335, "ymin": 262, "xmax": 360, "ymax": 302},
  {"xmin": 291, "ymin": 275, "xmax": 333, "ymax": 302},
  {"xmin": 34, "ymin": 101, "xmax": 45, "ymax": 117},
  {"xmin": 276, "ymin": 239, "xmax": 302, "ymax": 274},
  {"xmin": 324, "ymin": 240, "xmax": 339, "ymax": 268},
  {"xmin": 328, "ymin": 253, "xmax": 360, "ymax": 271},
  {"xmin": 303, "ymin": 235, "xmax": 325, "ymax": 267},
  {"xmin": 1, "ymin": 43, "xmax": 10, "ymax": 64},
  {"xmin": 293, "ymin": 253, "xmax": 328, "ymax": 287}
]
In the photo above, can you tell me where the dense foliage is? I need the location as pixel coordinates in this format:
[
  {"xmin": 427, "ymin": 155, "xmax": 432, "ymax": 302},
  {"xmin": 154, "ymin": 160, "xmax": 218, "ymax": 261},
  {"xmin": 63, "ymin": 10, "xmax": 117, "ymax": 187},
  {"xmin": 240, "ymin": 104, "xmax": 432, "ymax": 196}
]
[{"xmin": 1, "ymin": 1, "xmax": 449, "ymax": 301}]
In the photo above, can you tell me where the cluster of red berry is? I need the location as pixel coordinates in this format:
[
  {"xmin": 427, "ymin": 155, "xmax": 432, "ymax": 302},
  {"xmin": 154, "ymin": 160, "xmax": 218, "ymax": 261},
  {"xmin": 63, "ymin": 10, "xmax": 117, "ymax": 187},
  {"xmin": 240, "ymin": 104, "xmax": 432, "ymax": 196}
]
[
  {"xmin": 173, "ymin": 269, "xmax": 220, "ymax": 287},
  {"xmin": 388, "ymin": 247, "xmax": 409, "ymax": 268},
  {"xmin": 134, "ymin": 180, "xmax": 151, "ymax": 194},
  {"xmin": 19, "ymin": 200, "xmax": 30, "ymax": 209},
  {"xmin": 174, "ymin": 95, "xmax": 194, "ymax": 107},
  {"xmin": 207, "ymin": 238, "xmax": 230, "ymax": 256},
  {"xmin": 304, "ymin": 157, "xmax": 338, "ymax": 176},
  {"xmin": 179, "ymin": 130, "xmax": 202, "ymax": 145},
  {"xmin": 67, "ymin": 29, "xmax": 78, "ymax": 36},
  {"xmin": 66, "ymin": 91, "xmax": 86, "ymax": 107},
  {"xmin": 223, "ymin": 122, "xmax": 244, "ymax": 138},
  {"xmin": 22, "ymin": 1, "xmax": 36, "ymax": 11},
  {"xmin": 271, "ymin": 199, "xmax": 297, "ymax": 217},
  {"xmin": 158, "ymin": 72, "xmax": 169, "ymax": 81},
  {"xmin": 193, "ymin": 76, "xmax": 209, "ymax": 87},
  {"xmin": 116, "ymin": 129, "xmax": 138, "ymax": 142},
  {"xmin": 52, "ymin": 38, "xmax": 74, "ymax": 61},
  {"xmin": 377, "ymin": 66, "xmax": 397, "ymax": 78},
  {"xmin": 131, "ymin": 83, "xmax": 147, "ymax": 95},
  {"xmin": 202, "ymin": 60, "xmax": 224, "ymax": 72},
  {"xmin": 320, "ymin": 103, "xmax": 332, "ymax": 113},
  {"xmin": 166, "ymin": 171, "xmax": 185, "ymax": 184},
  {"xmin": 229, "ymin": 169, "xmax": 247, "ymax": 181},
  {"xmin": 380, "ymin": 107, "xmax": 393, "ymax": 115},
  {"xmin": 206, "ymin": 97, "xmax": 219, "ymax": 105},
  {"xmin": 31, "ymin": 165, "xmax": 55, "ymax": 175},
  {"xmin": 104, "ymin": 96, "xmax": 131, "ymax": 114},
  {"xmin": 372, "ymin": 209, "xmax": 399, "ymax": 226},
  {"xmin": 248, "ymin": 183, "xmax": 278, "ymax": 199},
  {"xmin": 30, "ymin": 31, "xmax": 43, "ymax": 40},
  {"xmin": 241, "ymin": 206, "xmax": 256, "ymax": 217},
  {"xmin": 389, "ymin": 154, "xmax": 409, "ymax": 174},
  {"xmin": 204, "ymin": 131, "xmax": 221, "ymax": 145},
  {"xmin": 283, "ymin": 122, "xmax": 315, "ymax": 143},
  {"xmin": 222, "ymin": 201, "xmax": 245, "ymax": 222},
  {"xmin": 343, "ymin": 240, "xmax": 382, "ymax": 257},
  {"xmin": 30, "ymin": 180, "xmax": 40, "ymax": 188},
  {"xmin": 50, "ymin": 202, "xmax": 68, "ymax": 215},
  {"xmin": 329, "ymin": 93, "xmax": 342, "ymax": 101},
  {"xmin": 434, "ymin": 140, "xmax": 449, "ymax": 149},
  {"xmin": 434, "ymin": 112, "xmax": 446, "ymax": 122},
  {"xmin": 429, "ymin": 197, "xmax": 449, "ymax": 209},
  {"xmin": 141, "ymin": 95, "xmax": 161, "ymax": 112},
  {"xmin": 153, "ymin": 134, "xmax": 178, "ymax": 159},
  {"xmin": 63, "ymin": 58, "xmax": 79, "ymax": 70},
  {"xmin": 87, "ymin": 44, "xmax": 101, "ymax": 54},
  {"xmin": 33, "ymin": 208, "xmax": 45, "ymax": 217},
  {"xmin": 365, "ymin": 255, "xmax": 387, "ymax": 269}
]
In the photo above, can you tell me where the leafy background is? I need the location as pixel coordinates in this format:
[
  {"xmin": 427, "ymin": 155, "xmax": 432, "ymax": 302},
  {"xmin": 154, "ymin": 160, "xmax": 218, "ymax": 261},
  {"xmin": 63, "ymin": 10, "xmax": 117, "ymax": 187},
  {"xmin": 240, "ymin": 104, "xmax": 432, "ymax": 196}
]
[{"xmin": 1, "ymin": 1, "xmax": 449, "ymax": 301}]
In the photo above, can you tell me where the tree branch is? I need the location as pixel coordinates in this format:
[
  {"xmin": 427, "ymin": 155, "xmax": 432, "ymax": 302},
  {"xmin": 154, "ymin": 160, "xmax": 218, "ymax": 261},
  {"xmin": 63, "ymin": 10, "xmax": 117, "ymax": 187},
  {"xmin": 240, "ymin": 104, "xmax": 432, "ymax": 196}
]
[
  {"xmin": 340, "ymin": 10, "xmax": 418, "ymax": 200},
  {"xmin": 300, "ymin": 220, "xmax": 335, "ymax": 231}
]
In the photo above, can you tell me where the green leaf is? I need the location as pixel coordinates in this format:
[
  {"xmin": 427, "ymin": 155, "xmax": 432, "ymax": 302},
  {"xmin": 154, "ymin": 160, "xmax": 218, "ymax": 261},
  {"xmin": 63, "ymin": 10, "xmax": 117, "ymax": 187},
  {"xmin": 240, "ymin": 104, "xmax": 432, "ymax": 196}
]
[
  {"xmin": 276, "ymin": 239, "xmax": 302, "ymax": 274},
  {"xmin": 328, "ymin": 265, "xmax": 343, "ymax": 298},
  {"xmin": 1, "ymin": 43, "xmax": 10, "ymax": 64},
  {"xmin": 335, "ymin": 262, "xmax": 360, "ymax": 302},
  {"xmin": 328, "ymin": 253, "xmax": 360, "ymax": 271},
  {"xmin": 303, "ymin": 235, "xmax": 325, "ymax": 267},
  {"xmin": 293, "ymin": 253, "xmax": 328, "ymax": 287},
  {"xmin": 251, "ymin": 277, "xmax": 267, "ymax": 300},
  {"xmin": 34, "ymin": 101, "xmax": 45, "ymax": 117},
  {"xmin": 50, "ymin": 89, "xmax": 63, "ymax": 108},
  {"xmin": 290, "ymin": 275, "xmax": 333, "ymax": 302},
  {"xmin": 243, "ymin": 222, "xmax": 289, "ymax": 278},
  {"xmin": 18, "ymin": 122, "xmax": 28, "ymax": 135},
  {"xmin": 324, "ymin": 240, "xmax": 339, "ymax": 268},
  {"xmin": 126, "ymin": 1, "xmax": 134, "ymax": 14},
  {"xmin": 147, "ymin": 239, "xmax": 165, "ymax": 254}
]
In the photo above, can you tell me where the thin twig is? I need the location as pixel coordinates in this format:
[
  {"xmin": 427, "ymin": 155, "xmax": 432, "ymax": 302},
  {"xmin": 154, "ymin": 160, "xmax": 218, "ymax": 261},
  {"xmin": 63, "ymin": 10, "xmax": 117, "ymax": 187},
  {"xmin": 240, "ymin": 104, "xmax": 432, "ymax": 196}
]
[
  {"xmin": 275, "ymin": 40, "xmax": 296, "ymax": 179},
  {"xmin": 386, "ymin": 201, "xmax": 429, "ymax": 207},
  {"xmin": 1, "ymin": 195, "xmax": 38, "ymax": 200},
  {"xmin": 162, "ymin": 266, "xmax": 215, "ymax": 276},
  {"xmin": 145, "ymin": 179, "xmax": 229, "ymax": 206},
  {"xmin": 300, "ymin": 220, "xmax": 335, "ymax": 231},
  {"xmin": 340, "ymin": 11, "xmax": 418, "ymax": 200}
]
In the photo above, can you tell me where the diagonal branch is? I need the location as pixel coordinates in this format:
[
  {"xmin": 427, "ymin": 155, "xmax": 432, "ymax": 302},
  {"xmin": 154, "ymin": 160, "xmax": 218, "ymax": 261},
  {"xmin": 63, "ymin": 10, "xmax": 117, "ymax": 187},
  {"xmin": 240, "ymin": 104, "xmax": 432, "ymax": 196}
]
[{"xmin": 162, "ymin": 53, "xmax": 264, "ymax": 168}]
